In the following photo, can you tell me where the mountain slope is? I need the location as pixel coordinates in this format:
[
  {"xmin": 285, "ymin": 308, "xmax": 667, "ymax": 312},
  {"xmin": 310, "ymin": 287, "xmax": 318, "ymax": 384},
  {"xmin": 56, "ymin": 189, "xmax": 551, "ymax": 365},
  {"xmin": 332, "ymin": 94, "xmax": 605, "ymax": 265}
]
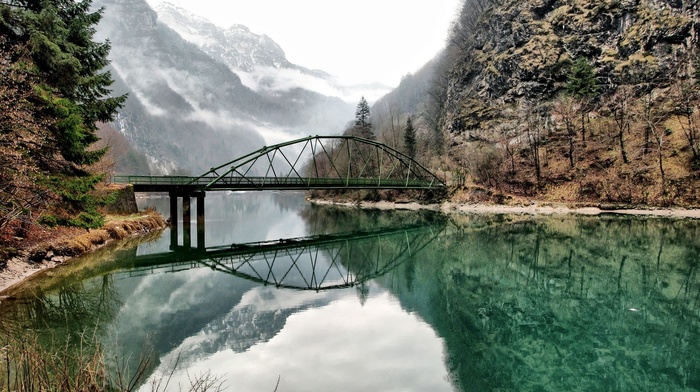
[
  {"xmin": 443, "ymin": 0, "xmax": 698, "ymax": 132},
  {"xmin": 374, "ymin": 0, "xmax": 700, "ymax": 206},
  {"xmin": 155, "ymin": 2, "xmax": 313, "ymax": 74},
  {"xmin": 153, "ymin": 3, "xmax": 390, "ymax": 103},
  {"xmin": 95, "ymin": 0, "xmax": 354, "ymax": 174}
]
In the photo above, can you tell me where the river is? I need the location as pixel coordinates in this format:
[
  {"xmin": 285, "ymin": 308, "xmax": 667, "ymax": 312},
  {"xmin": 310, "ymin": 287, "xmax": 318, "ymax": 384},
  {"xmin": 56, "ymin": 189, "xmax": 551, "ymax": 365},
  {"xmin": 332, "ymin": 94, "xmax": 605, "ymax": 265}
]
[{"xmin": 2, "ymin": 192, "xmax": 700, "ymax": 391}]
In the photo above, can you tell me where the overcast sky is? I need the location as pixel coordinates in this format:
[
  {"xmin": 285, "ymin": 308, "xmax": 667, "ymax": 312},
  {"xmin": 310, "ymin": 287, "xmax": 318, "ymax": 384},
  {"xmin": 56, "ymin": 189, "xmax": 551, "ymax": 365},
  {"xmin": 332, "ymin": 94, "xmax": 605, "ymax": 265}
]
[{"xmin": 145, "ymin": 0, "xmax": 463, "ymax": 87}]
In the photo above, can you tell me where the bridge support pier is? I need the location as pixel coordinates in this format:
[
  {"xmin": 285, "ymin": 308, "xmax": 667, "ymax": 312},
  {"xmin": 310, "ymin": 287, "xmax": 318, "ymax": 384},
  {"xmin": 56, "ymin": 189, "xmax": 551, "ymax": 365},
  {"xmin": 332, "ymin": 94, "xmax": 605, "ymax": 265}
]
[
  {"xmin": 168, "ymin": 191, "xmax": 206, "ymax": 251},
  {"xmin": 183, "ymin": 196, "xmax": 191, "ymax": 250},
  {"xmin": 196, "ymin": 193, "xmax": 205, "ymax": 249}
]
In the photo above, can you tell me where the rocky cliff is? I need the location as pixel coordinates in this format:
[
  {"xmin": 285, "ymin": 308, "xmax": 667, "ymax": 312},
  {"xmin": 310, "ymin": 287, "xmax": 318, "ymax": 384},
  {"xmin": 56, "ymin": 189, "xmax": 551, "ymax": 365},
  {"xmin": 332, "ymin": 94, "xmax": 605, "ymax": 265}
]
[
  {"xmin": 429, "ymin": 0, "xmax": 700, "ymax": 206},
  {"xmin": 444, "ymin": 0, "xmax": 700, "ymax": 132}
]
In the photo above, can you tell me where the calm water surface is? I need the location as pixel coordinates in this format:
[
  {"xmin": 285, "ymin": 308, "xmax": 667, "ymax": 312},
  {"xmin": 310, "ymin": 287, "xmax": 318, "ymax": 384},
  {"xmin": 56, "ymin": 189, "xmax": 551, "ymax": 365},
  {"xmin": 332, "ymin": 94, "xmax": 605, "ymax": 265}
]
[{"xmin": 3, "ymin": 192, "xmax": 700, "ymax": 391}]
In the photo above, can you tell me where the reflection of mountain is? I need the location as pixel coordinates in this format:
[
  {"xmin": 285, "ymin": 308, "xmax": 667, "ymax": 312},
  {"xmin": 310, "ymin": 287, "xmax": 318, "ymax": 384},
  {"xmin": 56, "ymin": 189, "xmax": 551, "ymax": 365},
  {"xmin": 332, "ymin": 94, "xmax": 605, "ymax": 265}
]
[
  {"xmin": 157, "ymin": 287, "xmax": 344, "ymax": 369},
  {"xmin": 373, "ymin": 215, "xmax": 700, "ymax": 391}
]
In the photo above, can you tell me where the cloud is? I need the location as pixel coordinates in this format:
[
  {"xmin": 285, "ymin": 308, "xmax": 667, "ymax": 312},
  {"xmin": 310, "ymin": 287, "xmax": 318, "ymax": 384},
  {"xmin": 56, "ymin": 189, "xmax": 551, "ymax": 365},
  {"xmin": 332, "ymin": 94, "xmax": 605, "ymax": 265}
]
[
  {"xmin": 239, "ymin": 66, "xmax": 391, "ymax": 104},
  {"xmin": 146, "ymin": 291, "xmax": 453, "ymax": 392}
]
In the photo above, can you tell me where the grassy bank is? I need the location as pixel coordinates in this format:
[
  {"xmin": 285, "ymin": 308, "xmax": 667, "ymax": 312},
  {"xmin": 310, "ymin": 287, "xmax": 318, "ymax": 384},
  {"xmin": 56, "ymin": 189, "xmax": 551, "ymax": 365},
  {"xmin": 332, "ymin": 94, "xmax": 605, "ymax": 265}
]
[{"xmin": 0, "ymin": 210, "xmax": 166, "ymax": 294}]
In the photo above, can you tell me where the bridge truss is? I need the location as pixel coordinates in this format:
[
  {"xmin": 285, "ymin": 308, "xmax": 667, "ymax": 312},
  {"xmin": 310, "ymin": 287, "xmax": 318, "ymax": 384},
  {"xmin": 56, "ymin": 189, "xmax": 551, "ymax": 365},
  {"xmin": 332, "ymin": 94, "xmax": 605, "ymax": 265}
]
[
  {"xmin": 193, "ymin": 135, "xmax": 445, "ymax": 191},
  {"xmin": 114, "ymin": 136, "xmax": 446, "ymax": 192}
]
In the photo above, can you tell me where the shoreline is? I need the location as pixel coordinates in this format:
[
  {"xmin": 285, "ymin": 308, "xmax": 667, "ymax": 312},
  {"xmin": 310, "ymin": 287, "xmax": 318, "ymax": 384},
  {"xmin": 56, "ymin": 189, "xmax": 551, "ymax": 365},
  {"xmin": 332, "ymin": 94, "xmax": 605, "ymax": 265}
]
[
  {"xmin": 3, "ymin": 199, "xmax": 699, "ymax": 295},
  {"xmin": 0, "ymin": 212, "xmax": 166, "ymax": 295},
  {"xmin": 309, "ymin": 199, "xmax": 700, "ymax": 218}
]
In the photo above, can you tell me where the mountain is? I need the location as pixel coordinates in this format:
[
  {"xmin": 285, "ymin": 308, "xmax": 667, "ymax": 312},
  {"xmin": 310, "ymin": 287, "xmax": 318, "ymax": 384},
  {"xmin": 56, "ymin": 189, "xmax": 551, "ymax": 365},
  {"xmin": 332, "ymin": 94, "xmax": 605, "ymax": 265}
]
[
  {"xmin": 153, "ymin": 3, "xmax": 391, "ymax": 104},
  {"xmin": 371, "ymin": 0, "xmax": 700, "ymax": 207},
  {"xmin": 154, "ymin": 2, "xmax": 317, "ymax": 75},
  {"xmin": 94, "ymin": 0, "xmax": 355, "ymax": 174}
]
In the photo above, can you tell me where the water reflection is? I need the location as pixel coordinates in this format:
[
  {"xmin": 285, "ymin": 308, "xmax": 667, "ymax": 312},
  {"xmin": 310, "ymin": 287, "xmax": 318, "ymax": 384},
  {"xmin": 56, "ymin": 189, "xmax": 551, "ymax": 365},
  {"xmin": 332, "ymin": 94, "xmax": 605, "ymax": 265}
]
[
  {"xmin": 1, "ymin": 197, "xmax": 451, "ymax": 391},
  {"xmin": 127, "ymin": 223, "xmax": 447, "ymax": 291},
  {"xmin": 3, "ymin": 196, "xmax": 700, "ymax": 391},
  {"xmin": 379, "ymin": 214, "xmax": 700, "ymax": 391}
]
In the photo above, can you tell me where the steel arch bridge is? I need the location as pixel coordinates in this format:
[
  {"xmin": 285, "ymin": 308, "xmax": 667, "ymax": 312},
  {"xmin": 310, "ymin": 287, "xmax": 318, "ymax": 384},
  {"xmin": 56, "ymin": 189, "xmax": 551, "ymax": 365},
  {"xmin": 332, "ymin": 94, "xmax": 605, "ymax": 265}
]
[{"xmin": 113, "ymin": 135, "xmax": 446, "ymax": 193}]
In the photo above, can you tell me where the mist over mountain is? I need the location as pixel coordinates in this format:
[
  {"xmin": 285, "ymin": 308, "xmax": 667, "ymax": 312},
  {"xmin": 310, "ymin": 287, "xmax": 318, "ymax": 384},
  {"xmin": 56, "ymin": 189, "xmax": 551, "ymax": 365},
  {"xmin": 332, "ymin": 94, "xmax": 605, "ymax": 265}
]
[
  {"xmin": 95, "ymin": 0, "xmax": 361, "ymax": 174},
  {"xmin": 154, "ymin": 3, "xmax": 392, "ymax": 104}
]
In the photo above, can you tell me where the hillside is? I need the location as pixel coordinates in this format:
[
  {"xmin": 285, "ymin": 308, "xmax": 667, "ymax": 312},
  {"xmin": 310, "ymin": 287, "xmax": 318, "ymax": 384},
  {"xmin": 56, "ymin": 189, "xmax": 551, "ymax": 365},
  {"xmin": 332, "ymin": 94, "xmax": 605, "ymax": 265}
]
[{"xmin": 371, "ymin": 0, "xmax": 700, "ymax": 207}]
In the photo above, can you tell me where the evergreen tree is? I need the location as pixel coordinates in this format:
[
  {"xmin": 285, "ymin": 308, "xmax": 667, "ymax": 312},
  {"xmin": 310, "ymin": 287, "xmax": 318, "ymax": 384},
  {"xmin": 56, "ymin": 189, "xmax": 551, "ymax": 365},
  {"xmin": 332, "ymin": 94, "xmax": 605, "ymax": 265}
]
[
  {"xmin": 565, "ymin": 57, "xmax": 598, "ymax": 142},
  {"xmin": 403, "ymin": 116, "xmax": 417, "ymax": 159},
  {"xmin": 0, "ymin": 0, "xmax": 126, "ymax": 236},
  {"xmin": 565, "ymin": 58, "xmax": 598, "ymax": 99},
  {"xmin": 1, "ymin": 0, "xmax": 126, "ymax": 166},
  {"xmin": 354, "ymin": 96, "xmax": 374, "ymax": 139}
]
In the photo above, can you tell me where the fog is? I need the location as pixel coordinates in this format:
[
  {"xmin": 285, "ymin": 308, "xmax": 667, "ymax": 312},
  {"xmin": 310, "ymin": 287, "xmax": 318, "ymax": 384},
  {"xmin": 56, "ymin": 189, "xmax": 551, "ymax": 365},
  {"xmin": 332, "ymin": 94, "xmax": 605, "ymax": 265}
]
[{"xmin": 95, "ymin": 0, "xmax": 361, "ymax": 174}]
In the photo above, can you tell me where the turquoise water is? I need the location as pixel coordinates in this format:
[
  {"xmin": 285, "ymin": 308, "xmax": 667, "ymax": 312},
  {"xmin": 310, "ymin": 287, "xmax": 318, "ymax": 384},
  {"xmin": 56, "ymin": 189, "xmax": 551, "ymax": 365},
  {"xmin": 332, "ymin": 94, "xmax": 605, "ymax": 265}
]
[{"xmin": 3, "ymin": 192, "xmax": 700, "ymax": 391}]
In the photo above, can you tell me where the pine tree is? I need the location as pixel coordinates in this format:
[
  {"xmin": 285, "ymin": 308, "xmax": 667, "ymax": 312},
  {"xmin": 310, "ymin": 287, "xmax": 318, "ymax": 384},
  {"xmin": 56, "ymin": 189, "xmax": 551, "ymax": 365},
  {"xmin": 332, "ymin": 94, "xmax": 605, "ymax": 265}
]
[
  {"xmin": 354, "ymin": 96, "xmax": 374, "ymax": 139},
  {"xmin": 2, "ymin": 0, "xmax": 126, "ymax": 166},
  {"xmin": 565, "ymin": 57, "xmax": 598, "ymax": 142},
  {"xmin": 0, "ymin": 0, "xmax": 126, "ymax": 235},
  {"xmin": 403, "ymin": 116, "xmax": 416, "ymax": 159},
  {"xmin": 565, "ymin": 58, "xmax": 598, "ymax": 99}
]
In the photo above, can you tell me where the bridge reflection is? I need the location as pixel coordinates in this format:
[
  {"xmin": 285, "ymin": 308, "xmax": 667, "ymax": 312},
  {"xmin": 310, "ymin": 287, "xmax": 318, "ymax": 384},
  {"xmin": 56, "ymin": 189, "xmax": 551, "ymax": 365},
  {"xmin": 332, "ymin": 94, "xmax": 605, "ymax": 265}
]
[{"xmin": 128, "ymin": 223, "xmax": 448, "ymax": 291}]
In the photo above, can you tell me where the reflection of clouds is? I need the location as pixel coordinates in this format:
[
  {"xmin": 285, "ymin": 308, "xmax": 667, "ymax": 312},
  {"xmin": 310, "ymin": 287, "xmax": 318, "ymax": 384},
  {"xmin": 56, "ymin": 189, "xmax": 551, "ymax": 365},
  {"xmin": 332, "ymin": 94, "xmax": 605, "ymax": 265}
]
[
  {"xmin": 145, "ymin": 292, "xmax": 452, "ymax": 392},
  {"xmin": 118, "ymin": 268, "xmax": 217, "ymax": 329},
  {"xmin": 234, "ymin": 286, "xmax": 336, "ymax": 313}
]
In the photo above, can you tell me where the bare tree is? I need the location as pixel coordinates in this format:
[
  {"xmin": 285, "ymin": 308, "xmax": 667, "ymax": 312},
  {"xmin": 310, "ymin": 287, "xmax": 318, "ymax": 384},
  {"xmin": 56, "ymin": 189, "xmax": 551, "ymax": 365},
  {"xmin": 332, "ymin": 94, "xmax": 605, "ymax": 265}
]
[
  {"xmin": 552, "ymin": 96, "xmax": 580, "ymax": 168},
  {"xmin": 496, "ymin": 123, "xmax": 518, "ymax": 175},
  {"xmin": 521, "ymin": 102, "xmax": 550, "ymax": 186},
  {"xmin": 639, "ymin": 93, "xmax": 668, "ymax": 182},
  {"xmin": 671, "ymin": 80, "xmax": 700, "ymax": 161},
  {"xmin": 608, "ymin": 86, "xmax": 634, "ymax": 164},
  {"xmin": 386, "ymin": 103, "xmax": 403, "ymax": 150}
]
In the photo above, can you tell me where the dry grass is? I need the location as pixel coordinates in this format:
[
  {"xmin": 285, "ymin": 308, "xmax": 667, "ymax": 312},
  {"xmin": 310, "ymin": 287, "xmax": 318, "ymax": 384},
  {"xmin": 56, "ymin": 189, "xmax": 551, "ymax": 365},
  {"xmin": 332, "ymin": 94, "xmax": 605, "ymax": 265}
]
[
  {"xmin": 0, "ymin": 329, "xmax": 111, "ymax": 391},
  {"xmin": 0, "ymin": 324, "xmax": 225, "ymax": 392},
  {"xmin": 25, "ymin": 211, "xmax": 166, "ymax": 262}
]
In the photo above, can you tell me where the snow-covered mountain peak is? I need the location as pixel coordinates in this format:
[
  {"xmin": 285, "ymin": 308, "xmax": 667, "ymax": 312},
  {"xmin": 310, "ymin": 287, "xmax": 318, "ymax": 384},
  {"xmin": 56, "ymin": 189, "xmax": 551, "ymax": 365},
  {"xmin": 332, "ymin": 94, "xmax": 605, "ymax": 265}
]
[
  {"xmin": 155, "ymin": 2, "xmax": 292, "ymax": 72},
  {"xmin": 152, "ymin": 3, "xmax": 391, "ymax": 103}
]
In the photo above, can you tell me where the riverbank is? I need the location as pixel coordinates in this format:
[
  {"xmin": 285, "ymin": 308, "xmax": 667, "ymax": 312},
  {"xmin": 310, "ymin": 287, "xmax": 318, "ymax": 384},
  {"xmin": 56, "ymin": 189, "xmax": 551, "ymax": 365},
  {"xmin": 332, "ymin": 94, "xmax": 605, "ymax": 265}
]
[
  {"xmin": 310, "ymin": 199, "xmax": 700, "ymax": 218},
  {"xmin": 4, "ymin": 197, "xmax": 700, "ymax": 294},
  {"xmin": 0, "ymin": 211, "xmax": 166, "ymax": 294}
]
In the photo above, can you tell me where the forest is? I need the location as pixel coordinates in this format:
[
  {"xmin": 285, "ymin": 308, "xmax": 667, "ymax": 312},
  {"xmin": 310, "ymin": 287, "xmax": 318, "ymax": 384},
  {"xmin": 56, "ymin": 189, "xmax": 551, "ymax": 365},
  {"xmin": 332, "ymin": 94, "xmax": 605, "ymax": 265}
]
[{"xmin": 0, "ymin": 0, "xmax": 125, "ymax": 253}]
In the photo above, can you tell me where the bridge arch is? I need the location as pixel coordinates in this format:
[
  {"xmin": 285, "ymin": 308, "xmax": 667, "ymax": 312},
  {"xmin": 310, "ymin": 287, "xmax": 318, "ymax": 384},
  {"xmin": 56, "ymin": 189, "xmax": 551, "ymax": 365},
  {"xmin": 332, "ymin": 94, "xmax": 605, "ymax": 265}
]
[{"xmin": 190, "ymin": 135, "xmax": 446, "ymax": 191}]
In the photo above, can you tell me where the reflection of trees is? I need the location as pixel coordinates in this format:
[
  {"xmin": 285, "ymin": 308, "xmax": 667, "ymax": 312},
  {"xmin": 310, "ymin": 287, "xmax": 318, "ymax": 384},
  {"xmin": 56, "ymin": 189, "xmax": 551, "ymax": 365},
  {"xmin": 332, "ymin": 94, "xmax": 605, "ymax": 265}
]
[
  {"xmin": 0, "ymin": 240, "xmax": 149, "ymax": 383},
  {"xmin": 378, "ymin": 215, "xmax": 700, "ymax": 391},
  {"xmin": 4, "ymin": 274, "xmax": 122, "ymax": 342},
  {"xmin": 299, "ymin": 203, "xmax": 444, "ymax": 236}
]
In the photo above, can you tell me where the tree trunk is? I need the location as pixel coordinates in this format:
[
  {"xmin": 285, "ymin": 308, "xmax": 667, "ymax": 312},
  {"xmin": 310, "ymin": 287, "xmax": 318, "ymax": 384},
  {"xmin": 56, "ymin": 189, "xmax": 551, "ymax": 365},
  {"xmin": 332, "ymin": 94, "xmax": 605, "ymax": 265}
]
[{"xmin": 619, "ymin": 125, "xmax": 629, "ymax": 164}]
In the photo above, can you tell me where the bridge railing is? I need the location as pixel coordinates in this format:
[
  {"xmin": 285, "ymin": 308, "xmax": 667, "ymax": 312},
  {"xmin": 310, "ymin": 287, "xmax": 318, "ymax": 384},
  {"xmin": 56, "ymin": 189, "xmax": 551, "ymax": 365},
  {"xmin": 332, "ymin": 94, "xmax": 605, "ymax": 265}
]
[
  {"xmin": 113, "ymin": 175, "xmax": 441, "ymax": 190},
  {"xmin": 112, "ymin": 175, "xmax": 195, "ymax": 186}
]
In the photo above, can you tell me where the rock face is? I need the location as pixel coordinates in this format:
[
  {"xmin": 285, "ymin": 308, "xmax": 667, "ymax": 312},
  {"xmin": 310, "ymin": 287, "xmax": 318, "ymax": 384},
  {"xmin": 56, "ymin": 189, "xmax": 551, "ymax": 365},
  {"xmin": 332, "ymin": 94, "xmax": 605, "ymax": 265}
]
[
  {"xmin": 443, "ymin": 0, "xmax": 700, "ymax": 132},
  {"xmin": 155, "ymin": 2, "xmax": 297, "ymax": 73}
]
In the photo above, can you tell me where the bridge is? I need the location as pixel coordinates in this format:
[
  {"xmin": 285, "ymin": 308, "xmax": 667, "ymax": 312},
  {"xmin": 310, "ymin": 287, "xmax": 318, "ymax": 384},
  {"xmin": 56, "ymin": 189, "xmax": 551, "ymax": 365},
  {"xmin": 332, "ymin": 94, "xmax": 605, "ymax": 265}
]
[
  {"xmin": 113, "ymin": 136, "xmax": 447, "ymax": 249},
  {"xmin": 126, "ymin": 222, "xmax": 448, "ymax": 292},
  {"xmin": 114, "ymin": 135, "xmax": 445, "ymax": 192}
]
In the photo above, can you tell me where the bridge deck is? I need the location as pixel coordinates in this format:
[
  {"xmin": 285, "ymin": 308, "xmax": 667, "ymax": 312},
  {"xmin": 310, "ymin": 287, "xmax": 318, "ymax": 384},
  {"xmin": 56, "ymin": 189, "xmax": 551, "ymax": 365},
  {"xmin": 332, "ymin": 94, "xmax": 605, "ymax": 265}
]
[{"xmin": 113, "ymin": 175, "xmax": 444, "ymax": 192}]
